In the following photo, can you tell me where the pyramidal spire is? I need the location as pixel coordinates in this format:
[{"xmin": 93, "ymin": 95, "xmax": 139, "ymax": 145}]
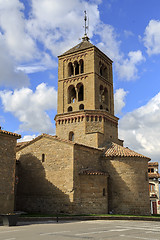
[{"xmin": 82, "ymin": 10, "xmax": 89, "ymax": 41}]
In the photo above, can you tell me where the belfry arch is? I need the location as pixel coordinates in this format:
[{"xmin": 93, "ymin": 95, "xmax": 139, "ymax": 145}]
[{"xmin": 68, "ymin": 85, "xmax": 76, "ymax": 104}]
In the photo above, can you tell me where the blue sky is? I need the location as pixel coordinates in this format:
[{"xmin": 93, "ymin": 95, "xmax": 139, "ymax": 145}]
[{"xmin": 0, "ymin": 0, "xmax": 160, "ymax": 161}]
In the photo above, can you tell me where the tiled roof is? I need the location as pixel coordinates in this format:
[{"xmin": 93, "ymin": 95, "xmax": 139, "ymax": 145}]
[
  {"xmin": 148, "ymin": 162, "xmax": 158, "ymax": 166},
  {"xmin": 0, "ymin": 128, "xmax": 21, "ymax": 138},
  {"xmin": 148, "ymin": 173, "xmax": 160, "ymax": 179},
  {"xmin": 79, "ymin": 168, "xmax": 108, "ymax": 176},
  {"xmin": 104, "ymin": 142, "xmax": 150, "ymax": 159},
  {"xmin": 60, "ymin": 39, "xmax": 94, "ymax": 56}
]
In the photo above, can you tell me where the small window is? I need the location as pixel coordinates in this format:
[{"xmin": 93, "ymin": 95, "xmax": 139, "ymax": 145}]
[
  {"xmin": 79, "ymin": 59, "xmax": 84, "ymax": 74},
  {"xmin": 42, "ymin": 154, "xmax": 45, "ymax": 163},
  {"xmin": 86, "ymin": 116, "xmax": 89, "ymax": 122},
  {"xmin": 79, "ymin": 104, "xmax": 84, "ymax": 110},
  {"xmin": 151, "ymin": 168, "xmax": 154, "ymax": 173},
  {"xmin": 103, "ymin": 188, "xmax": 106, "ymax": 196},
  {"xmin": 99, "ymin": 116, "xmax": 102, "ymax": 122},
  {"xmin": 74, "ymin": 61, "xmax": 79, "ymax": 75},
  {"xmin": 100, "ymin": 105, "xmax": 103, "ymax": 109},
  {"xmin": 69, "ymin": 131, "xmax": 74, "ymax": 141},
  {"xmin": 68, "ymin": 106, "xmax": 73, "ymax": 112},
  {"xmin": 95, "ymin": 116, "xmax": 97, "ymax": 121},
  {"xmin": 91, "ymin": 116, "xmax": 93, "ymax": 122}
]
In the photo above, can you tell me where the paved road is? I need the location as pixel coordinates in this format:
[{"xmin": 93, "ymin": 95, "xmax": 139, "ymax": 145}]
[{"xmin": 1, "ymin": 220, "xmax": 160, "ymax": 240}]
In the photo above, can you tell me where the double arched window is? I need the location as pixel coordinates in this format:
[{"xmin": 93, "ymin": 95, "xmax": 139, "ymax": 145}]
[
  {"xmin": 99, "ymin": 85, "xmax": 109, "ymax": 110},
  {"xmin": 99, "ymin": 61, "xmax": 107, "ymax": 79},
  {"xmin": 68, "ymin": 83, "xmax": 84, "ymax": 104},
  {"xmin": 68, "ymin": 59, "xmax": 84, "ymax": 77}
]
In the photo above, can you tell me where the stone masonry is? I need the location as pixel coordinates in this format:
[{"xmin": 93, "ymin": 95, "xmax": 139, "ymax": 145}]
[
  {"xmin": 0, "ymin": 128, "xmax": 21, "ymax": 214},
  {"xmin": 16, "ymin": 35, "xmax": 151, "ymax": 215}
]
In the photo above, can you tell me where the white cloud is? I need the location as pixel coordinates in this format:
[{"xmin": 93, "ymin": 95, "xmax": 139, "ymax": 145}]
[
  {"xmin": 96, "ymin": 24, "xmax": 145, "ymax": 81},
  {"xmin": 27, "ymin": 0, "xmax": 100, "ymax": 56},
  {"xmin": 0, "ymin": 83, "xmax": 57, "ymax": 133},
  {"xmin": 124, "ymin": 30, "xmax": 134, "ymax": 38},
  {"xmin": 119, "ymin": 92, "xmax": 160, "ymax": 161},
  {"xmin": 114, "ymin": 88, "xmax": 128, "ymax": 115},
  {"xmin": 0, "ymin": 0, "xmax": 38, "ymax": 62},
  {"xmin": 143, "ymin": 19, "xmax": 160, "ymax": 55},
  {"xmin": 116, "ymin": 50, "xmax": 145, "ymax": 81},
  {"xmin": 18, "ymin": 134, "xmax": 37, "ymax": 142},
  {"xmin": 0, "ymin": 35, "xmax": 29, "ymax": 88}
]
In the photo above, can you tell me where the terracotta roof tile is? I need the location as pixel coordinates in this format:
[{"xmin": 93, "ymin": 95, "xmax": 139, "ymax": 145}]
[
  {"xmin": 0, "ymin": 129, "xmax": 21, "ymax": 138},
  {"xmin": 148, "ymin": 162, "xmax": 158, "ymax": 166},
  {"xmin": 59, "ymin": 39, "xmax": 94, "ymax": 56},
  {"xmin": 104, "ymin": 142, "xmax": 150, "ymax": 159},
  {"xmin": 148, "ymin": 173, "xmax": 160, "ymax": 178},
  {"xmin": 79, "ymin": 168, "xmax": 108, "ymax": 176}
]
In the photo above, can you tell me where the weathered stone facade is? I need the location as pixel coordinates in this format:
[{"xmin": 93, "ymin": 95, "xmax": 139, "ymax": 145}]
[
  {"xmin": 16, "ymin": 36, "xmax": 151, "ymax": 215},
  {"xmin": 0, "ymin": 129, "xmax": 20, "ymax": 214}
]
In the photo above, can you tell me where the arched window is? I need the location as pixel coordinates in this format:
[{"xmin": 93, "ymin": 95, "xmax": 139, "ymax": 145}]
[
  {"xmin": 104, "ymin": 88, "xmax": 109, "ymax": 105},
  {"xmin": 103, "ymin": 67, "xmax": 107, "ymax": 78},
  {"xmin": 79, "ymin": 59, "xmax": 84, "ymax": 74},
  {"xmin": 68, "ymin": 106, "xmax": 73, "ymax": 112},
  {"xmin": 74, "ymin": 61, "xmax": 79, "ymax": 75},
  {"xmin": 79, "ymin": 104, "xmax": 84, "ymax": 110},
  {"xmin": 68, "ymin": 85, "xmax": 76, "ymax": 104},
  {"xmin": 100, "ymin": 66, "xmax": 103, "ymax": 76},
  {"xmin": 69, "ymin": 131, "xmax": 74, "ymax": 141},
  {"xmin": 68, "ymin": 62, "xmax": 73, "ymax": 77},
  {"xmin": 77, "ymin": 83, "xmax": 84, "ymax": 101}
]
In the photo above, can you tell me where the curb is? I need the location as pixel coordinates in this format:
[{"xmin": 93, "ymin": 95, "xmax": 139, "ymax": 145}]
[{"xmin": 19, "ymin": 216, "xmax": 160, "ymax": 222}]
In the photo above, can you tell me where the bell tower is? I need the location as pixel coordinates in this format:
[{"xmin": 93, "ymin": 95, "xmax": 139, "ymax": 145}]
[{"xmin": 55, "ymin": 13, "xmax": 122, "ymax": 148}]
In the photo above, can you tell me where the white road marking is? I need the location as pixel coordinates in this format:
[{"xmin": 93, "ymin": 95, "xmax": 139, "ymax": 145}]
[
  {"xmin": 40, "ymin": 230, "xmax": 70, "ymax": 236},
  {"xmin": 120, "ymin": 234, "xmax": 159, "ymax": 240},
  {"xmin": 75, "ymin": 228, "xmax": 131, "ymax": 236},
  {"xmin": 4, "ymin": 238, "xmax": 16, "ymax": 240}
]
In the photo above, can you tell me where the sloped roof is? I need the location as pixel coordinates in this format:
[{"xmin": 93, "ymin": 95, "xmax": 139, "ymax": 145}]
[
  {"xmin": 60, "ymin": 38, "xmax": 94, "ymax": 57},
  {"xmin": 104, "ymin": 142, "xmax": 150, "ymax": 160},
  {"xmin": 0, "ymin": 128, "xmax": 21, "ymax": 139},
  {"xmin": 148, "ymin": 173, "xmax": 160, "ymax": 179},
  {"xmin": 148, "ymin": 162, "xmax": 158, "ymax": 166},
  {"xmin": 16, "ymin": 133, "xmax": 102, "ymax": 152}
]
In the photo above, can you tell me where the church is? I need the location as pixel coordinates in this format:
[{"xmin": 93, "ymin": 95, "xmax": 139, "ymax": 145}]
[{"xmin": 15, "ymin": 31, "xmax": 151, "ymax": 215}]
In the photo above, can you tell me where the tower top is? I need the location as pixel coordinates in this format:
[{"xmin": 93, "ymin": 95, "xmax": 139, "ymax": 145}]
[{"xmin": 82, "ymin": 10, "xmax": 89, "ymax": 42}]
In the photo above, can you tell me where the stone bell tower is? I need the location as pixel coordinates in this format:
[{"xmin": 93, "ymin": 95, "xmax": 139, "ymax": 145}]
[{"xmin": 55, "ymin": 13, "xmax": 123, "ymax": 148}]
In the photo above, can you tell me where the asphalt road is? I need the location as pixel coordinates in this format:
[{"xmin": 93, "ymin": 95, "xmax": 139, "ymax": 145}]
[{"xmin": 1, "ymin": 220, "xmax": 160, "ymax": 240}]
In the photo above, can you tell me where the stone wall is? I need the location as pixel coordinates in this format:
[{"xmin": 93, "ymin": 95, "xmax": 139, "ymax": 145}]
[
  {"xmin": 16, "ymin": 136, "xmax": 74, "ymax": 214},
  {"xmin": 73, "ymin": 144, "xmax": 108, "ymax": 214},
  {"xmin": 101, "ymin": 156, "xmax": 150, "ymax": 215},
  {"xmin": 0, "ymin": 135, "xmax": 17, "ymax": 214},
  {"xmin": 55, "ymin": 110, "xmax": 120, "ymax": 148}
]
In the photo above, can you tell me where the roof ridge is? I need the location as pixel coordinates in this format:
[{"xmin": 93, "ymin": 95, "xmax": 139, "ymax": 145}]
[{"xmin": 0, "ymin": 129, "xmax": 21, "ymax": 138}]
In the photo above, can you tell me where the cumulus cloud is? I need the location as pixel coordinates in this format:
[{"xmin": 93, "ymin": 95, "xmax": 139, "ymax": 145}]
[
  {"xmin": 96, "ymin": 24, "xmax": 145, "ymax": 81},
  {"xmin": 116, "ymin": 50, "xmax": 145, "ymax": 81},
  {"xmin": 143, "ymin": 19, "xmax": 160, "ymax": 55},
  {"xmin": 0, "ymin": 0, "xmax": 144, "ymax": 84},
  {"xmin": 18, "ymin": 134, "xmax": 37, "ymax": 142},
  {"xmin": 114, "ymin": 88, "xmax": 128, "ymax": 115},
  {"xmin": 119, "ymin": 92, "xmax": 160, "ymax": 161},
  {"xmin": 26, "ymin": 0, "xmax": 100, "ymax": 56},
  {"xmin": 0, "ymin": 0, "xmax": 38, "ymax": 62},
  {"xmin": 0, "ymin": 35, "xmax": 29, "ymax": 88},
  {"xmin": 0, "ymin": 83, "xmax": 57, "ymax": 133}
]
